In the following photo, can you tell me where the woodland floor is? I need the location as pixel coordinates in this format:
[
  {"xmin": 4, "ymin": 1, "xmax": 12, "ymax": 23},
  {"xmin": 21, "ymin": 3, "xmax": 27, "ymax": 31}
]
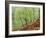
[{"xmin": 12, "ymin": 18, "xmax": 40, "ymax": 31}]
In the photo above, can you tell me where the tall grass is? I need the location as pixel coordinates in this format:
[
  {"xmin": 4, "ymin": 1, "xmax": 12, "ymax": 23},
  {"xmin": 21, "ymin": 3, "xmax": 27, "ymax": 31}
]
[{"xmin": 12, "ymin": 7, "xmax": 40, "ymax": 31}]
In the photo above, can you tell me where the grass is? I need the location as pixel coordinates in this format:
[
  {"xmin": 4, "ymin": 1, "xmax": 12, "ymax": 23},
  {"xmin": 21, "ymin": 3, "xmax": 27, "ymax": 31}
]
[{"xmin": 12, "ymin": 7, "xmax": 40, "ymax": 31}]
